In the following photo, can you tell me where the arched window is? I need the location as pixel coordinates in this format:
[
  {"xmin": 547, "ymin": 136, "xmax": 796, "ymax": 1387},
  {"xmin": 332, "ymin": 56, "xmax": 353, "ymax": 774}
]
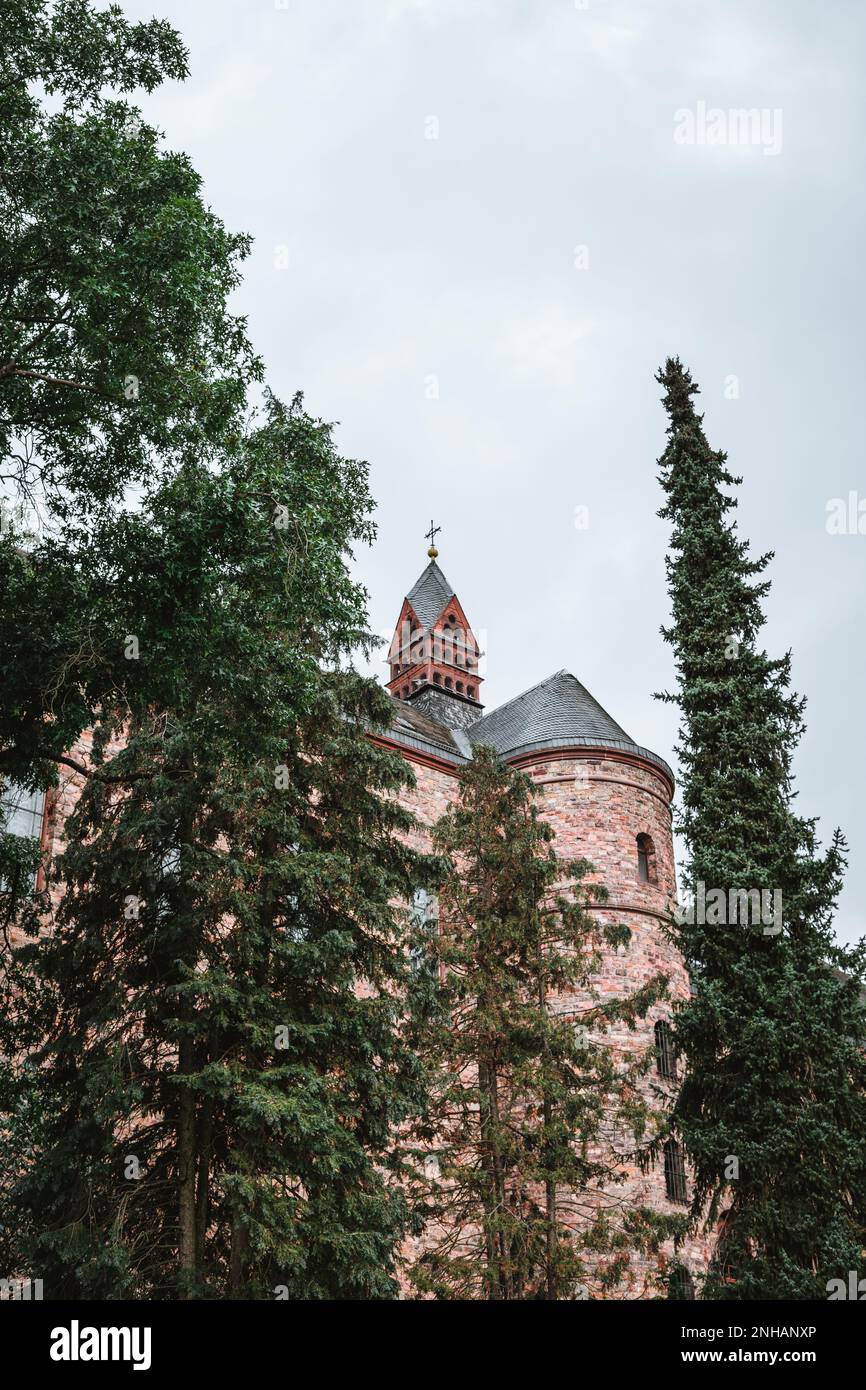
[
  {"xmin": 432, "ymin": 672, "xmax": 441, "ymax": 684},
  {"xmin": 456, "ymin": 681, "xmax": 463, "ymax": 693},
  {"xmin": 636, "ymin": 832, "xmax": 657, "ymax": 885},
  {"xmin": 444, "ymin": 677, "xmax": 452, "ymax": 689},
  {"xmin": 654, "ymin": 1020, "xmax": 677, "ymax": 1080},
  {"xmin": 466, "ymin": 686, "xmax": 475, "ymax": 699},
  {"xmin": 663, "ymin": 1139, "xmax": 688, "ymax": 1204}
]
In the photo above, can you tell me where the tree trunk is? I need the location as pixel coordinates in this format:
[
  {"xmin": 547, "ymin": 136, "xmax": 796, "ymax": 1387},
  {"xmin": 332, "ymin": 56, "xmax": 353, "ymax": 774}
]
[
  {"xmin": 195, "ymin": 1096, "xmax": 214, "ymax": 1271},
  {"xmin": 477, "ymin": 1057, "xmax": 502, "ymax": 1299},
  {"xmin": 178, "ymin": 1034, "xmax": 197, "ymax": 1291}
]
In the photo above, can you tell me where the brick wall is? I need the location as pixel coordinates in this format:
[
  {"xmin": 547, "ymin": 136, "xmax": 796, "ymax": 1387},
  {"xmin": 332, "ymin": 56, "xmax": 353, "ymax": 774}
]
[{"xmin": 392, "ymin": 742, "xmax": 713, "ymax": 1297}]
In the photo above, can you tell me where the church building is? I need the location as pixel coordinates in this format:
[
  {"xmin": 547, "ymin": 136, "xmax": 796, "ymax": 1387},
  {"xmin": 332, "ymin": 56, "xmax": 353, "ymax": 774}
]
[{"xmin": 376, "ymin": 539, "xmax": 713, "ymax": 1295}]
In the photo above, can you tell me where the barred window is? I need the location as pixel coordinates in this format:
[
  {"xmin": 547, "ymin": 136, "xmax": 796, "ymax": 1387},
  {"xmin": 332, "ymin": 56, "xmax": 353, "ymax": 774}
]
[
  {"xmin": 1, "ymin": 782, "xmax": 46, "ymax": 841},
  {"xmin": 667, "ymin": 1263, "xmax": 696, "ymax": 1300},
  {"xmin": 664, "ymin": 1138, "xmax": 688, "ymax": 1204},
  {"xmin": 654, "ymin": 1020, "xmax": 678, "ymax": 1080}
]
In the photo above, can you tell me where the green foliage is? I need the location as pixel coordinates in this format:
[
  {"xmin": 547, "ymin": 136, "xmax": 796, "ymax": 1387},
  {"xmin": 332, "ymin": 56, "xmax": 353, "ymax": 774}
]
[
  {"xmin": 0, "ymin": 0, "xmax": 259, "ymax": 518},
  {"xmin": 406, "ymin": 746, "xmax": 678, "ymax": 1300},
  {"xmin": 656, "ymin": 357, "xmax": 866, "ymax": 1299},
  {"xmin": 0, "ymin": 396, "xmax": 434, "ymax": 1298}
]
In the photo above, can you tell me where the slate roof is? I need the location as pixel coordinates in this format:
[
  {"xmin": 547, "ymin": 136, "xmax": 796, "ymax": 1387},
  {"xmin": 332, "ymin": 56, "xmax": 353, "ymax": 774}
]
[
  {"xmin": 384, "ymin": 668, "xmax": 673, "ymax": 785},
  {"xmin": 385, "ymin": 698, "xmax": 470, "ymax": 764},
  {"xmin": 405, "ymin": 560, "xmax": 455, "ymax": 630},
  {"xmin": 469, "ymin": 670, "xmax": 673, "ymax": 781}
]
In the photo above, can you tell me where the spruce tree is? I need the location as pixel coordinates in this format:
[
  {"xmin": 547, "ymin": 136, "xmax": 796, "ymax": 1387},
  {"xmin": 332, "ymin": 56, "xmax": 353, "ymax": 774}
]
[
  {"xmin": 656, "ymin": 357, "xmax": 866, "ymax": 1299},
  {"xmin": 407, "ymin": 746, "xmax": 677, "ymax": 1300}
]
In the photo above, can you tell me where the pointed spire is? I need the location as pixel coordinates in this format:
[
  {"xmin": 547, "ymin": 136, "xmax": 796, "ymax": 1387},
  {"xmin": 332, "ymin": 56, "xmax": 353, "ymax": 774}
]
[{"xmin": 385, "ymin": 540, "xmax": 484, "ymax": 727}]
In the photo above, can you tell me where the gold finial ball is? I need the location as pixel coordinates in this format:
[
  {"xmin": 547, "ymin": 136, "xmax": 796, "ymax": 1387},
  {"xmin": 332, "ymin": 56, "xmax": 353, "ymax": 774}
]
[{"xmin": 427, "ymin": 545, "xmax": 438, "ymax": 559}]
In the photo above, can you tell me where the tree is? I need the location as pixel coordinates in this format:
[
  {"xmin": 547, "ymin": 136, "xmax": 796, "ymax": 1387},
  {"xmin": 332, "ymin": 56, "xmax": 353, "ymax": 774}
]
[
  {"xmin": 0, "ymin": 395, "xmax": 434, "ymax": 1299},
  {"xmin": 655, "ymin": 356, "xmax": 866, "ymax": 1299},
  {"xmin": 406, "ymin": 746, "xmax": 677, "ymax": 1300},
  {"xmin": 0, "ymin": 0, "xmax": 261, "ymax": 883},
  {"xmin": 0, "ymin": 0, "xmax": 259, "ymax": 521}
]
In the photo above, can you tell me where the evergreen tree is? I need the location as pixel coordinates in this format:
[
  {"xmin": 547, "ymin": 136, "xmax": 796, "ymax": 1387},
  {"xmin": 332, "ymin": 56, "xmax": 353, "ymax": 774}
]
[
  {"xmin": 655, "ymin": 357, "xmax": 866, "ymax": 1299},
  {"xmin": 0, "ymin": 396, "xmax": 433, "ymax": 1299},
  {"xmin": 407, "ymin": 746, "xmax": 677, "ymax": 1300}
]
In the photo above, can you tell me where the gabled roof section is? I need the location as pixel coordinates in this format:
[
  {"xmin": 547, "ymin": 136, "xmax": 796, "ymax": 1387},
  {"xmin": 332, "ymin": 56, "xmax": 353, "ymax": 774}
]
[
  {"xmin": 384, "ymin": 696, "xmax": 468, "ymax": 765},
  {"xmin": 405, "ymin": 560, "xmax": 455, "ymax": 631},
  {"xmin": 468, "ymin": 669, "xmax": 673, "ymax": 783}
]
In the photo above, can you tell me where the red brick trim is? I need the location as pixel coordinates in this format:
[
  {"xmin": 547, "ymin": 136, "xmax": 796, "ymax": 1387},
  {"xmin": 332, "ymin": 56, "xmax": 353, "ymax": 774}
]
[{"xmin": 369, "ymin": 734, "xmax": 460, "ymax": 778}]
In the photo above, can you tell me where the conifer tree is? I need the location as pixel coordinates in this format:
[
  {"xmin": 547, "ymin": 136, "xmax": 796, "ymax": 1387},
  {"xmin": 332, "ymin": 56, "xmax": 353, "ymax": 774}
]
[
  {"xmin": 655, "ymin": 357, "xmax": 866, "ymax": 1299},
  {"xmin": 407, "ymin": 746, "xmax": 677, "ymax": 1300},
  {"xmin": 0, "ymin": 396, "xmax": 433, "ymax": 1299}
]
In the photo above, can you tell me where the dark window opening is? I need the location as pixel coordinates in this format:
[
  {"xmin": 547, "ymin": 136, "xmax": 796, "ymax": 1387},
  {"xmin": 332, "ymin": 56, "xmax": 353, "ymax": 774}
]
[
  {"xmin": 636, "ymin": 832, "xmax": 657, "ymax": 885},
  {"xmin": 456, "ymin": 681, "xmax": 463, "ymax": 693},
  {"xmin": 467, "ymin": 686, "xmax": 475, "ymax": 699},
  {"xmin": 667, "ymin": 1263, "xmax": 696, "ymax": 1301},
  {"xmin": 664, "ymin": 1139, "xmax": 688, "ymax": 1204},
  {"xmin": 432, "ymin": 672, "xmax": 441, "ymax": 684},
  {"xmin": 714, "ymin": 1209, "xmax": 736, "ymax": 1284},
  {"xmin": 654, "ymin": 1020, "xmax": 677, "ymax": 1080},
  {"xmin": 444, "ymin": 677, "xmax": 453, "ymax": 689}
]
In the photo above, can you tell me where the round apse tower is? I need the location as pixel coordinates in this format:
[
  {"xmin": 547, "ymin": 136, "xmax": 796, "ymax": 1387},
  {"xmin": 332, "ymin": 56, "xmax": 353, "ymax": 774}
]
[{"xmin": 468, "ymin": 669, "xmax": 711, "ymax": 1296}]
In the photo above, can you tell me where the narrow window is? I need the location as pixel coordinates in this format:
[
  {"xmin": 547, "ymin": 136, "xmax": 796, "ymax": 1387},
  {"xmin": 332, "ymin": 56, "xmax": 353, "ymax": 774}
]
[
  {"xmin": 444, "ymin": 677, "xmax": 452, "ymax": 689},
  {"xmin": 636, "ymin": 832, "xmax": 657, "ymax": 885},
  {"xmin": 432, "ymin": 672, "xmax": 441, "ymax": 684},
  {"xmin": 456, "ymin": 681, "xmax": 463, "ymax": 693},
  {"xmin": 466, "ymin": 686, "xmax": 475, "ymax": 699},
  {"xmin": 666, "ymin": 1263, "xmax": 695, "ymax": 1300},
  {"xmin": 715, "ymin": 1209, "xmax": 735, "ymax": 1284},
  {"xmin": 663, "ymin": 1139, "xmax": 688, "ymax": 1204},
  {"xmin": 409, "ymin": 888, "xmax": 439, "ymax": 982},
  {"xmin": 654, "ymin": 1020, "xmax": 677, "ymax": 1080}
]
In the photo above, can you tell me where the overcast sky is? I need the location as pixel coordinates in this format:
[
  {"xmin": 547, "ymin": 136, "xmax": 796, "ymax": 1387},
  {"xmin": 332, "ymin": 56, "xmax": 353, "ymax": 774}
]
[{"xmin": 123, "ymin": 0, "xmax": 866, "ymax": 944}]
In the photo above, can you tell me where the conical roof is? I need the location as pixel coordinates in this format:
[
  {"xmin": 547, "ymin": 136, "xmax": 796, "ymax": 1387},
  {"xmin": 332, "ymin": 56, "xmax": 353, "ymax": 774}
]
[{"xmin": 469, "ymin": 669, "xmax": 669, "ymax": 776}]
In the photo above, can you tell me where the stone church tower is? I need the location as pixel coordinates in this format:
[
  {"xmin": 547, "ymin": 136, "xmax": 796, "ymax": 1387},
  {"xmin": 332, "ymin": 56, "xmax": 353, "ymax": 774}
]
[{"xmin": 376, "ymin": 543, "xmax": 712, "ymax": 1296}]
